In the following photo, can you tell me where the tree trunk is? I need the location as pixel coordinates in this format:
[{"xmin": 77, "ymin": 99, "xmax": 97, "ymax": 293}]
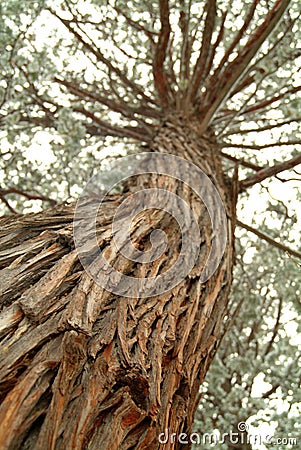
[{"xmin": 0, "ymin": 117, "xmax": 236, "ymax": 449}]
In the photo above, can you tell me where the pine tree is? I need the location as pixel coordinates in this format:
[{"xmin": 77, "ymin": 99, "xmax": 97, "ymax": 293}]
[{"xmin": 0, "ymin": 1, "xmax": 300, "ymax": 448}]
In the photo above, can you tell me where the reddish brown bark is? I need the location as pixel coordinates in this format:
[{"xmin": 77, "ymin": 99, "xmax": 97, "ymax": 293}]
[{"xmin": 0, "ymin": 117, "xmax": 236, "ymax": 449}]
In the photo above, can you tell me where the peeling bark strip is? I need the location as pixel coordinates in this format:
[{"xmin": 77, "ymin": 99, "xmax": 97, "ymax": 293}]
[{"xmin": 0, "ymin": 118, "xmax": 236, "ymax": 449}]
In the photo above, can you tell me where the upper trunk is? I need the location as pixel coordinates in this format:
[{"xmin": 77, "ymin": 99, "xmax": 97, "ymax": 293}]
[{"xmin": 0, "ymin": 116, "xmax": 237, "ymax": 449}]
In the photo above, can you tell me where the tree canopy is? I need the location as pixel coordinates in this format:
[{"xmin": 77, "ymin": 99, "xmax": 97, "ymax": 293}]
[{"xmin": 1, "ymin": 0, "xmax": 301, "ymax": 212}]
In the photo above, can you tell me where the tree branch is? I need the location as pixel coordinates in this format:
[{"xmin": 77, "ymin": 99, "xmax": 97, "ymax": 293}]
[
  {"xmin": 53, "ymin": 77, "xmax": 159, "ymax": 120},
  {"xmin": 0, "ymin": 188, "xmax": 57, "ymax": 208},
  {"xmin": 262, "ymin": 383, "xmax": 281, "ymax": 399},
  {"xmin": 113, "ymin": 5, "xmax": 157, "ymax": 45},
  {"xmin": 220, "ymin": 117, "xmax": 301, "ymax": 137},
  {"xmin": 220, "ymin": 151, "xmax": 262, "ymax": 171},
  {"xmin": 188, "ymin": 0, "xmax": 216, "ymax": 102},
  {"xmin": 47, "ymin": 8, "xmax": 156, "ymax": 106},
  {"xmin": 72, "ymin": 107, "xmax": 151, "ymax": 142},
  {"xmin": 216, "ymin": 84, "xmax": 301, "ymax": 125},
  {"xmin": 235, "ymin": 85, "xmax": 301, "ymax": 117},
  {"xmin": 1, "ymin": 109, "xmax": 151, "ymax": 141},
  {"xmin": 264, "ymin": 297, "xmax": 283, "ymax": 357},
  {"xmin": 232, "ymin": 14, "xmax": 298, "ymax": 100},
  {"xmin": 212, "ymin": 0, "xmax": 259, "ymax": 85},
  {"xmin": 240, "ymin": 153, "xmax": 301, "ymax": 189},
  {"xmin": 199, "ymin": 0, "xmax": 290, "ymax": 131},
  {"xmin": 202, "ymin": 9, "xmax": 228, "ymax": 81},
  {"xmin": 179, "ymin": 0, "xmax": 192, "ymax": 83},
  {"xmin": 73, "ymin": 107, "xmax": 153, "ymax": 142},
  {"xmin": 236, "ymin": 220, "xmax": 301, "ymax": 260},
  {"xmin": 216, "ymin": 68, "xmax": 273, "ymax": 134},
  {"xmin": 223, "ymin": 140, "xmax": 301, "ymax": 151},
  {"xmin": 0, "ymin": 195, "xmax": 17, "ymax": 214},
  {"xmin": 153, "ymin": 0, "xmax": 171, "ymax": 105}
]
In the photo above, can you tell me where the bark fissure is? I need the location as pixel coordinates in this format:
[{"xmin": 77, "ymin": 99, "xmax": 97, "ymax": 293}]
[{"xmin": 0, "ymin": 117, "xmax": 236, "ymax": 449}]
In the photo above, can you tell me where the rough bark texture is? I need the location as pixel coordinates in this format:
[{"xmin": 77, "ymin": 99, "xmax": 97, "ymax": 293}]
[{"xmin": 0, "ymin": 117, "xmax": 236, "ymax": 449}]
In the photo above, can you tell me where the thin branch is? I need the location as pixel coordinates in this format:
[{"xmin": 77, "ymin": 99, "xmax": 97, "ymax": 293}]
[
  {"xmin": 224, "ymin": 13, "xmax": 296, "ymax": 103},
  {"xmin": 184, "ymin": 1, "xmax": 207, "ymax": 74},
  {"xmin": 17, "ymin": 64, "xmax": 59, "ymax": 119},
  {"xmin": 13, "ymin": 67, "xmax": 156, "ymax": 140},
  {"xmin": 0, "ymin": 188, "xmax": 57, "ymax": 207},
  {"xmin": 220, "ymin": 117, "xmax": 301, "ymax": 137},
  {"xmin": 53, "ymin": 77, "xmax": 159, "ymax": 120},
  {"xmin": 188, "ymin": 0, "xmax": 217, "ymax": 101},
  {"xmin": 198, "ymin": 0, "xmax": 290, "ymax": 131},
  {"xmin": 216, "ymin": 68, "xmax": 274, "ymax": 135},
  {"xmin": 262, "ymin": 383, "xmax": 281, "ymax": 399},
  {"xmin": 264, "ymin": 297, "xmax": 283, "ymax": 357},
  {"xmin": 203, "ymin": 9, "xmax": 228, "ymax": 81},
  {"xmin": 236, "ymin": 220, "xmax": 301, "ymax": 260},
  {"xmin": 215, "ymin": 297, "xmax": 246, "ymax": 355},
  {"xmin": 166, "ymin": 33, "xmax": 178, "ymax": 96},
  {"xmin": 240, "ymin": 152, "xmax": 301, "ymax": 189},
  {"xmin": 212, "ymin": 0, "xmax": 259, "ymax": 84},
  {"xmin": 0, "ymin": 195, "xmax": 17, "ymax": 214},
  {"xmin": 47, "ymin": 8, "xmax": 156, "ymax": 106},
  {"xmin": 224, "ymin": 140, "xmax": 301, "ymax": 151},
  {"xmin": 153, "ymin": 0, "xmax": 171, "ymax": 105},
  {"xmin": 233, "ymin": 14, "xmax": 298, "ymax": 98},
  {"xmin": 217, "ymin": 84, "xmax": 301, "ymax": 124},
  {"xmin": 73, "ymin": 107, "xmax": 153, "ymax": 142},
  {"xmin": 113, "ymin": 5, "xmax": 157, "ymax": 45},
  {"xmin": 179, "ymin": 0, "xmax": 192, "ymax": 82},
  {"xmin": 286, "ymin": 253, "xmax": 301, "ymax": 268},
  {"xmin": 3, "ymin": 107, "xmax": 152, "ymax": 141},
  {"xmin": 0, "ymin": 4, "xmax": 44, "ymax": 109},
  {"xmin": 235, "ymin": 85, "xmax": 301, "ymax": 117},
  {"xmin": 275, "ymin": 174, "xmax": 301, "ymax": 183},
  {"xmin": 220, "ymin": 151, "xmax": 262, "ymax": 171}
]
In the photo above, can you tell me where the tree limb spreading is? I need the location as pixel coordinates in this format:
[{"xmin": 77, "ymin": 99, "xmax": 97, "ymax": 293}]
[
  {"xmin": 153, "ymin": 0, "xmax": 171, "ymax": 105},
  {"xmin": 220, "ymin": 151, "xmax": 263, "ymax": 171},
  {"xmin": 53, "ymin": 77, "xmax": 160, "ymax": 120},
  {"xmin": 222, "ymin": 85, "xmax": 301, "ymax": 119},
  {"xmin": 188, "ymin": 0, "xmax": 216, "ymax": 102},
  {"xmin": 211, "ymin": 0, "xmax": 259, "ymax": 86},
  {"xmin": 220, "ymin": 117, "xmax": 301, "ymax": 137},
  {"xmin": 240, "ymin": 152, "xmax": 301, "ymax": 189},
  {"xmin": 0, "ymin": 188, "xmax": 57, "ymax": 215},
  {"xmin": 47, "ymin": 8, "xmax": 156, "ymax": 106},
  {"xmin": 236, "ymin": 219, "xmax": 301, "ymax": 260},
  {"xmin": 198, "ymin": 0, "xmax": 290, "ymax": 130},
  {"xmin": 223, "ymin": 141, "xmax": 301, "ymax": 151}
]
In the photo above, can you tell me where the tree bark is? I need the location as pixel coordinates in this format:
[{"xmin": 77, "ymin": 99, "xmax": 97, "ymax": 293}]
[{"xmin": 0, "ymin": 116, "xmax": 236, "ymax": 449}]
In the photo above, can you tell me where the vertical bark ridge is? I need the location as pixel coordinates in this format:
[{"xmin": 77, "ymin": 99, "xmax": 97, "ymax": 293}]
[{"xmin": 0, "ymin": 117, "xmax": 236, "ymax": 449}]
